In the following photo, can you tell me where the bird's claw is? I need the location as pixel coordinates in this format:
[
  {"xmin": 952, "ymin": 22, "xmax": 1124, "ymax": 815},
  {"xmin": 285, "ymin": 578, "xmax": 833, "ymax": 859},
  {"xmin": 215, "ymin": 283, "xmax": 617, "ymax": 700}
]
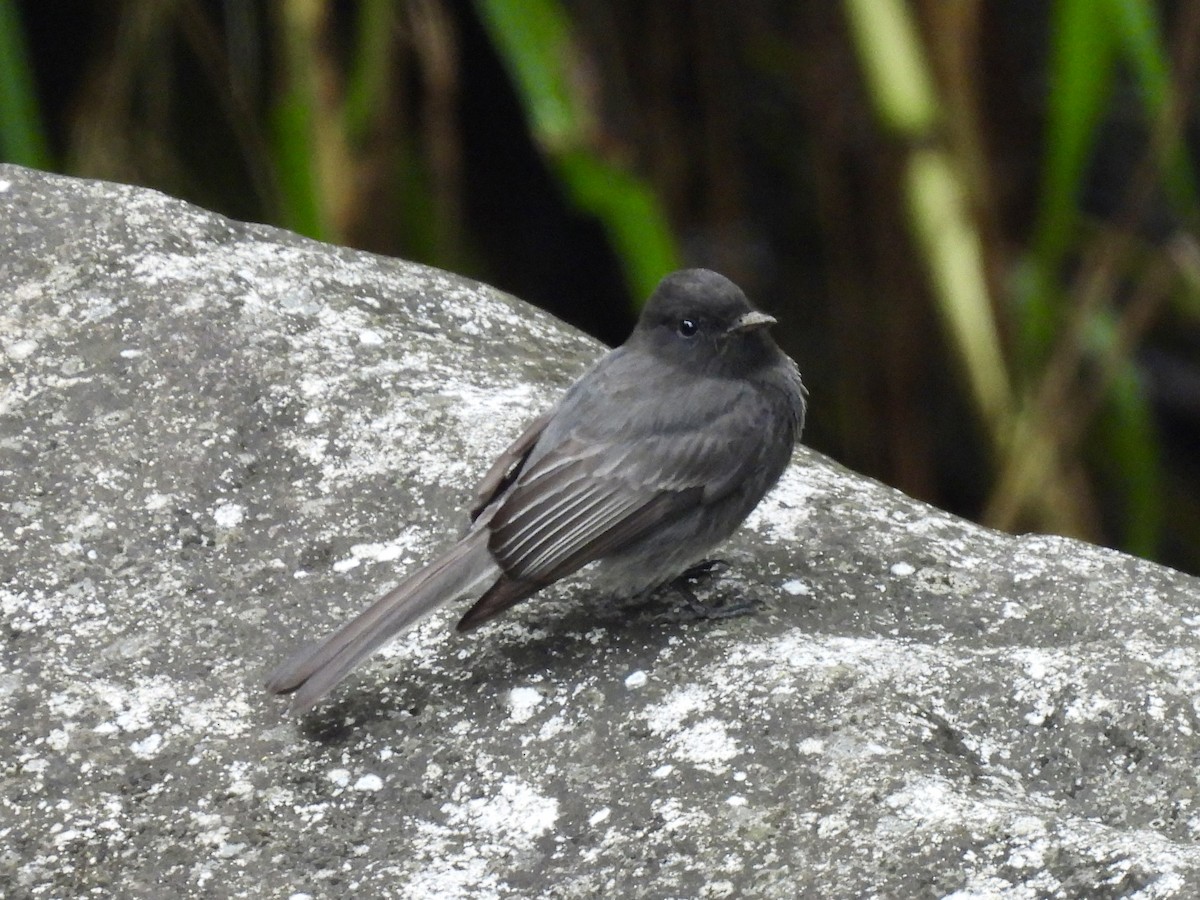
[{"xmin": 678, "ymin": 558, "xmax": 731, "ymax": 583}]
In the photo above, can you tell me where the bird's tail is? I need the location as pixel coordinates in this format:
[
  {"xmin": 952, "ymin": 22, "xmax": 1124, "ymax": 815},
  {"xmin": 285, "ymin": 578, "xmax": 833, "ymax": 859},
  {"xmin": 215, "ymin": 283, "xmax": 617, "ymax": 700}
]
[{"xmin": 266, "ymin": 529, "xmax": 499, "ymax": 713}]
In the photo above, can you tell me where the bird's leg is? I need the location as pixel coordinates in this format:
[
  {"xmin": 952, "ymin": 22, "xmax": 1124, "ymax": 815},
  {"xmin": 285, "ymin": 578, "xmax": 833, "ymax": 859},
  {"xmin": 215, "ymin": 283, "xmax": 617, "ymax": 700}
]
[
  {"xmin": 677, "ymin": 558, "xmax": 730, "ymax": 582},
  {"xmin": 615, "ymin": 559, "xmax": 754, "ymax": 621},
  {"xmin": 668, "ymin": 559, "xmax": 757, "ymax": 620}
]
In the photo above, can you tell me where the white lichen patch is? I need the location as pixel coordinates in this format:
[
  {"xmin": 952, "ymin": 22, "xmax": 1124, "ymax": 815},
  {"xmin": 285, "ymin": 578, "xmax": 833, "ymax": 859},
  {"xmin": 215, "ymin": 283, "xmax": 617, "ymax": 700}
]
[
  {"xmin": 741, "ymin": 463, "xmax": 824, "ymax": 541},
  {"xmin": 781, "ymin": 578, "xmax": 810, "ymax": 596},
  {"xmin": 447, "ymin": 381, "xmax": 558, "ymax": 458},
  {"xmin": 644, "ymin": 684, "xmax": 712, "ymax": 736},
  {"xmin": 506, "ymin": 686, "xmax": 543, "ymax": 724},
  {"xmin": 443, "ymin": 779, "xmax": 558, "ymax": 844},
  {"xmin": 668, "ymin": 719, "xmax": 741, "ymax": 772},
  {"xmin": 353, "ymin": 774, "xmax": 384, "ymax": 792},
  {"xmin": 178, "ymin": 696, "xmax": 254, "ymax": 739},
  {"xmin": 4, "ymin": 337, "xmax": 39, "ymax": 361},
  {"xmin": 130, "ymin": 732, "xmax": 164, "ymax": 758},
  {"xmin": 644, "ymin": 685, "xmax": 742, "ymax": 773},
  {"xmin": 212, "ymin": 501, "xmax": 245, "ymax": 529},
  {"xmin": 398, "ymin": 778, "xmax": 560, "ymax": 897},
  {"xmin": 651, "ymin": 797, "xmax": 711, "ymax": 834},
  {"xmin": 881, "ymin": 776, "xmax": 1200, "ymax": 898},
  {"xmin": 331, "ymin": 535, "xmax": 422, "ymax": 576},
  {"xmin": 92, "ymin": 675, "xmax": 180, "ymax": 734},
  {"xmin": 535, "ymin": 712, "xmax": 570, "ymax": 742}
]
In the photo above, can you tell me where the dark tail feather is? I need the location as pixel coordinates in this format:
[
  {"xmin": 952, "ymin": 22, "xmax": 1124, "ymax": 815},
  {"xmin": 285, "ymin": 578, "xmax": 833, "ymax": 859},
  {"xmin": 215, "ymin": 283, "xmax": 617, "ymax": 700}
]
[
  {"xmin": 455, "ymin": 575, "xmax": 541, "ymax": 632},
  {"xmin": 266, "ymin": 530, "xmax": 500, "ymax": 713}
]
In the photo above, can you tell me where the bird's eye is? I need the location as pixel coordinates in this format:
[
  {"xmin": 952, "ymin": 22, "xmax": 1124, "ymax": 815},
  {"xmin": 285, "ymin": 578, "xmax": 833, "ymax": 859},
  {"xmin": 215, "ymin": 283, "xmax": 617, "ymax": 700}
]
[{"xmin": 677, "ymin": 318, "xmax": 699, "ymax": 338}]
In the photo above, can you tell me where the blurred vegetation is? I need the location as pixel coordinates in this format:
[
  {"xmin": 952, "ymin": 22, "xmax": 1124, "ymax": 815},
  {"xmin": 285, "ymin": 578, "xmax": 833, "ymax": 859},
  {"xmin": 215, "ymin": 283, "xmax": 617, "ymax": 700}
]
[{"xmin": 2, "ymin": 0, "xmax": 1199, "ymax": 575}]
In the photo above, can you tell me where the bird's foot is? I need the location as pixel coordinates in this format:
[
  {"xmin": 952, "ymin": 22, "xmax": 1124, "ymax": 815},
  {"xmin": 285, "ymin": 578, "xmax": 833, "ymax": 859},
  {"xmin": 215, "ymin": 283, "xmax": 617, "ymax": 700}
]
[
  {"xmin": 669, "ymin": 582, "xmax": 758, "ymax": 621},
  {"xmin": 677, "ymin": 558, "xmax": 730, "ymax": 583},
  {"xmin": 666, "ymin": 560, "xmax": 757, "ymax": 621}
]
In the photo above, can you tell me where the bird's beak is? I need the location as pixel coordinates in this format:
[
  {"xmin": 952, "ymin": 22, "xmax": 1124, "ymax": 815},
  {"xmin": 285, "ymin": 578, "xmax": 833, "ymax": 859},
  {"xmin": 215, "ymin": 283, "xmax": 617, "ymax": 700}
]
[{"xmin": 727, "ymin": 310, "xmax": 777, "ymax": 334}]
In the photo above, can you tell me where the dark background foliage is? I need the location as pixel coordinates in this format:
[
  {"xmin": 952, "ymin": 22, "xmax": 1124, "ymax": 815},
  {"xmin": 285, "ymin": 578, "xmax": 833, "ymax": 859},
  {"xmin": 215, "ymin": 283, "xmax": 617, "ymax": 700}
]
[{"xmin": 3, "ymin": 0, "xmax": 1198, "ymax": 574}]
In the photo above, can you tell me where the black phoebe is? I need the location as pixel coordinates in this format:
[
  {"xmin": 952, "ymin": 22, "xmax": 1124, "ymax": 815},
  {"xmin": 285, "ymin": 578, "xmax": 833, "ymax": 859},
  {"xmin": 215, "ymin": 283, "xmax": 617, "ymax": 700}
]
[{"xmin": 267, "ymin": 269, "xmax": 807, "ymax": 712}]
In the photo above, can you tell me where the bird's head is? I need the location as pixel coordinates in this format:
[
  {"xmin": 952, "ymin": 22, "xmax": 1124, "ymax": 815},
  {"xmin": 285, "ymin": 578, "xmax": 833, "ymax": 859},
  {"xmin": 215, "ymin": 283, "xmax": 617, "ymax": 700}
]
[{"xmin": 631, "ymin": 269, "xmax": 780, "ymax": 377}]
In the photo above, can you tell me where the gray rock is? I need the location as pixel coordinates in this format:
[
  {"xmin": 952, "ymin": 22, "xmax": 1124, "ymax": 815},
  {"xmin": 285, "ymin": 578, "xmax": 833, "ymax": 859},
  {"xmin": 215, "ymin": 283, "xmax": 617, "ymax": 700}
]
[{"xmin": 1, "ymin": 162, "xmax": 1199, "ymax": 899}]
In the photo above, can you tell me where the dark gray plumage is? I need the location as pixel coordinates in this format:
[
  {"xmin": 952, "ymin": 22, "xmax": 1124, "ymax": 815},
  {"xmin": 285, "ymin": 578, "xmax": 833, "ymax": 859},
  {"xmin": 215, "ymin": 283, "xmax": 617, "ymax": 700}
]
[{"xmin": 266, "ymin": 269, "xmax": 807, "ymax": 712}]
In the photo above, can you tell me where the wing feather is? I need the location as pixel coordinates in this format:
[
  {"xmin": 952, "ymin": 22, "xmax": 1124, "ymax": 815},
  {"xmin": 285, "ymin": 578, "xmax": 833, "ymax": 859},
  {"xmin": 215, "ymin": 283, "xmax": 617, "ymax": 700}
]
[{"xmin": 482, "ymin": 365, "xmax": 796, "ymax": 587}]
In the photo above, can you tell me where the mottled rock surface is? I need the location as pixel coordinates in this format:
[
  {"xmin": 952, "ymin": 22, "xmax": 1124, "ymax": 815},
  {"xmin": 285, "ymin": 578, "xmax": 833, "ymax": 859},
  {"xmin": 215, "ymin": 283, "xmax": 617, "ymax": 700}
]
[{"xmin": 2, "ymin": 163, "xmax": 1200, "ymax": 899}]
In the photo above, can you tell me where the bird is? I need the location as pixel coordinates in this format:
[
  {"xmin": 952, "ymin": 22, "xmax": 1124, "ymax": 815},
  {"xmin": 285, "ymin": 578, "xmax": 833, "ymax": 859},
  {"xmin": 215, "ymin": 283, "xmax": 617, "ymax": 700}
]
[{"xmin": 266, "ymin": 268, "xmax": 807, "ymax": 712}]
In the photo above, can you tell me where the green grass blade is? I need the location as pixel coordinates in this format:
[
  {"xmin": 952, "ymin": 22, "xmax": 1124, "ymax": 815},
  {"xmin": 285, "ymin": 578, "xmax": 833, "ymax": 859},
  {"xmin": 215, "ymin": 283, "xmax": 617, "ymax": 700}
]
[
  {"xmin": 1106, "ymin": 0, "xmax": 1199, "ymax": 212},
  {"xmin": 271, "ymin": 2, "xmax": 329, "ymax": 240},
  {"xmin": 556, "ymin": 150, "xmax": 680, "ymax": 306},
  {"xmin": 842, "ymin": 0, "xmax": 937, "ymax": 133},
  {"xmin": 475, "ymin": 0, "xmax": 680, "ymax": 302},
  {"xmin": 845, "ymin": 0, "xmax": 1014, "ymax": 439},
  {"xmin": 343, "ymin": 0, "xmax": 394, "ymax": 143},
  {"xmin": 1096, "ymin": 343, "xmax": 1163, "ymax": 557},
  {"xmin": 271, "ymin": 92, "xmax": 326, "ymax": 239},
  {"xmin": 474, "ymin": 0, "xmax": 578, "ymax": 147},
  {"xmin": 0, "ymin": 0, "xmax": 52, "ymax": 168},
  {"xmin": 906, "ymin": 148, "xmax": 1014, "ymax": 431},
  {"xmin": 1024, "ymin": 0, "xmax": 1118, "ymax": 362}
]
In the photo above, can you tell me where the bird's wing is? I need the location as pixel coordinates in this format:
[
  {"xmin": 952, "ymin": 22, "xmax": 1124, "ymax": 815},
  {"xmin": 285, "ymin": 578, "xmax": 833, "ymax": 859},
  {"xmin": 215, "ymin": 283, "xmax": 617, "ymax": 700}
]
[
  {"xmin": 452, "ymin": 438, "xmax": 709, "ymax": 633},
  {"xmin": 485, "ymin": 380, "xmax": 783, "ymax": 585}
]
